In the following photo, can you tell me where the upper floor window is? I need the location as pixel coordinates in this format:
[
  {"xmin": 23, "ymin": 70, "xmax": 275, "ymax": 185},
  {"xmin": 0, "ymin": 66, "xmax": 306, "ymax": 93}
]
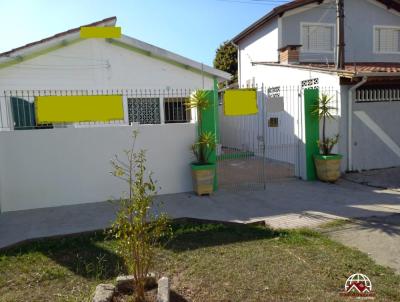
[
  {"xmin": 301, "ymin": 23, "xmax": 334, "ymax": 53},
  {"xmin": 374, "ymin": 26, "xmax": 400, "ymax": 54}
]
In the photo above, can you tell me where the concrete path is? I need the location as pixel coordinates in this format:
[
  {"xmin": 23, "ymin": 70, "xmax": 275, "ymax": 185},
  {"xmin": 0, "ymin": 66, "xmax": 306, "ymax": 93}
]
[
  {"xmin": 345, "ymin": 167, "xmax": 400, "ymax": 191},
  {"xmin": 1, "ymin": 178, "xmax": 400, "ymax": 249},
  {"xmin": 323, "ymin": 214, "xmax": 400, "ymax": 274}
]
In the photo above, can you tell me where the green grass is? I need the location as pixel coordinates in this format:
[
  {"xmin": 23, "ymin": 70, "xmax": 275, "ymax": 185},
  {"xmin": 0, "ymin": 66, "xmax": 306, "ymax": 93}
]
[
  {"xmin": 0, "ymin": 220, "xmax": 399, "ymax": 302},
  {"xmin": 217, "ymin": 151, "xmax": 255, "ymax": 161},
  {"xmin": 318, "ymin": 218, "xmax": 352, "ymax": 230}
]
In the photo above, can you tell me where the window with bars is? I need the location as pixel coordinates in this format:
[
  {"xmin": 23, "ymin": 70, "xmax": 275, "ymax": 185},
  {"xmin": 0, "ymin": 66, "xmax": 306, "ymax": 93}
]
[
  {"xmin": 127, "ymin": 97, "xmax": 160, "ymax": 124},
  {"xmin": 301, "ymin": 23, "xmax": 334, "ymax": 52},
  {"xmin": 11, "ymin": 97, "xmax": 53, "ymax": 130},
  {"xmin": 374, "ymin": 26, "xmax": 400, "ymax": 54},
  {"xmin": 164, "ymin": 97, "xmax": 191, "ymax": 123}
]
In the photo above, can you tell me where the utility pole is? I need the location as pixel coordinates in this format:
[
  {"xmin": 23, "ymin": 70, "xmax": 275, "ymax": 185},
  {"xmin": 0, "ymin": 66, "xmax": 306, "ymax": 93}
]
[{"xmin": 336, "ymin": 0, "xmax": 345, "ymax": 69}]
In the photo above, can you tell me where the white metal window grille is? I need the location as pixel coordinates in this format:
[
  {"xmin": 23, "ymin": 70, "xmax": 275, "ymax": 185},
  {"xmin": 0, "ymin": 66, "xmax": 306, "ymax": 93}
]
[
  {"xmin": 164, "ymin": 97, "xmax": 191, "ymax": 123},
  {"xmin": 374, "ymin": 27, "xmax": 400, "ymax": 53},
  {"xmin": 128, "ymin": 97, "xmax": 160, "ymax": 124},
  {"xmin": 302, "ymin": 24, "xmax": 334, "ymax": 52},
  {"xmin": 355, "ymin": 88, "xmax": 400, "ymax": 103}
]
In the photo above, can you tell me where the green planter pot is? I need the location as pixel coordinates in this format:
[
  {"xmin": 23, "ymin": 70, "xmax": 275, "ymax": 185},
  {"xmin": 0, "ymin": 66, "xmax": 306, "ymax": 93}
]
[
  {"xmin": 313, "ymin": 154, "xmax": 343, "ymax": 182},
  {"xmin": 191, "ymin": 163, "xmax": 216, "ymax": 196}
]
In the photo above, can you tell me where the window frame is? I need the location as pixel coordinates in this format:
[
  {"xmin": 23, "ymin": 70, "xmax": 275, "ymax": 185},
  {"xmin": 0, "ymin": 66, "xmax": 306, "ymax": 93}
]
[
  {"xmin": 373, "ymin": 25, "xmax": 400, "ymax": 55},
  {"xmin": 300, "ymin": 22, "xmax": 335, "ymax": 54},
  {"xmin": 163, "ymin": 97, "xmax": 191, "ymax": 124},
  {"xmin": 127, "ymin": 97, "xmax": 161, "ymax": 125}
]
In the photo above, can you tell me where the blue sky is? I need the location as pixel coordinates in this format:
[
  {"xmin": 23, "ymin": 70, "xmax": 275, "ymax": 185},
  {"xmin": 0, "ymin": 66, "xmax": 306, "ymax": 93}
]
[{"xmin": 0, "ymin": 0, "xmax": 287, "ymax": 66}]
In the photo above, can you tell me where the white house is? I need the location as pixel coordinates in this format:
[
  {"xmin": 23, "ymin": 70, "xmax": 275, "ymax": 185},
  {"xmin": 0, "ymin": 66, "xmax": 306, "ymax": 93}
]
[
  {"xmin": 231, "ymin": 0, "xmax": 400, "ymax": 175},
  {"xmin": 0, "ymin": 17, "xmax": 230, "ymax": 212}
]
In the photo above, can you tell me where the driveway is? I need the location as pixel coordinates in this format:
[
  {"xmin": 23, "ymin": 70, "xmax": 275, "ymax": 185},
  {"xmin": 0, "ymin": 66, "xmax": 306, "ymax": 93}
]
[
  {"xmin": 1, "ymin": 178, "xmax": 399, "ymax": 250},
  {"xmin": 345, "ymin": 167, "xmax": 400, "ymax": 191},
  {"xmin": 323, "ymin": 214, "xmax": 400, "ymax": 274}
]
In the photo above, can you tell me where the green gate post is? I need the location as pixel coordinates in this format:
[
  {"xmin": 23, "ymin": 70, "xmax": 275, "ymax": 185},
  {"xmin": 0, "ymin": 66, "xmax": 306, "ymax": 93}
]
[
  {"xmin": 304, "ymin": 88, "xmax": 320, "ymax": 181},
  {"xmin": 201, "ymin": 79, "xmax": 219, "ymax": 191}
]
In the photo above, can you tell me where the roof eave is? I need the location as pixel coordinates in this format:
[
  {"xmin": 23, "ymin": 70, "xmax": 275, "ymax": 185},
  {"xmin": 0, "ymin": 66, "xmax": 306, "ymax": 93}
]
[
  {"xmin": 232, "ymin": 0, "xmax": 321, "ymax": 44},
  {"xmin": 0, "ymin": 17, "xmax": 116, "ymax": 60},
  {"xmin": 116, "ymin": 35, "xmax": 231, "ymax": 81},
  {"xmin": 232, "ymin": 12, "xmax": 277, "ymax": 44},
  {"xmin": 251, "ymin": 61, "xmax": 348, "ymax": 75},
  {"xmin": 355, "ymin": 72, "xmax": 400, "ymax": 77}
]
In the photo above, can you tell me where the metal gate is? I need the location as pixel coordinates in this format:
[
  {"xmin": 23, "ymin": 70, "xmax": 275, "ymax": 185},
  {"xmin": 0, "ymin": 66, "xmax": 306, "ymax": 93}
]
[{"xmin": 217, "ymin": 85, "xmax": 302, "ymax": 190}]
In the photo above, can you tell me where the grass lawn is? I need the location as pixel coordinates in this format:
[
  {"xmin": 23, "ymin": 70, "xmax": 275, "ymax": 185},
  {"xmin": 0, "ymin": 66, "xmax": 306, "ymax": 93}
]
[{"xmin": 1, "ymin": 219, "xmax": 399, "ymax": 302}]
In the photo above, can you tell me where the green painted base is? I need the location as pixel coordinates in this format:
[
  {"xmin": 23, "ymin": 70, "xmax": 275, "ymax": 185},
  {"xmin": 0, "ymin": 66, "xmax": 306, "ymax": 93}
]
[
  {"xmin": 217, "ymin": 151, "xmax": 254, "ymax": 161},
  {"xmin": 191, "ymin": 163, "xmax": 216, "ymax": 171},
  {"xmin": 313, "ymin": 154, "xmax": 343, "ymax": 160}
]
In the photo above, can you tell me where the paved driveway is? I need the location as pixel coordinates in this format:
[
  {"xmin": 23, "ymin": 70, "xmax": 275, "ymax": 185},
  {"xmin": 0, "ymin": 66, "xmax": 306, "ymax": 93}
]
[
  {"xmin": 323, "ymin": 214, "xmax": 400, "ymax": 274},
  {"xmin": 1, "ymin": 179, "xmax": 400, "ymax": 249}
]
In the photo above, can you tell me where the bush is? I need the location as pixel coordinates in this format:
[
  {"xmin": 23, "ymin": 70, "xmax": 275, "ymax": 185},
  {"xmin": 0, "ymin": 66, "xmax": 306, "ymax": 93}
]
[{"xmin": 109, "ymin": 130, "xmax": 172, "ymax": 302}]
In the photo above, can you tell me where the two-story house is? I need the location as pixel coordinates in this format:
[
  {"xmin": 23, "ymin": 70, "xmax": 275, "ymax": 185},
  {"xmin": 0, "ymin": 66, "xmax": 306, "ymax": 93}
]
[{"xmin": 232, "ymin": 0, "xmax": 400, "ymax": 173}]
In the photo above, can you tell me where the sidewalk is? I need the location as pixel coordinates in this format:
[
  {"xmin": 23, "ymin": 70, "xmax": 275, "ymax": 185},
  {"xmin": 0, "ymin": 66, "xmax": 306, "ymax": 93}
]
[
  {"xmin": 323, "ymin": 214, "xmax": 400, "ymax": 274},
  {"xmin": 1, "ymin": 179, "xmax": 399, "ymax": 250}
]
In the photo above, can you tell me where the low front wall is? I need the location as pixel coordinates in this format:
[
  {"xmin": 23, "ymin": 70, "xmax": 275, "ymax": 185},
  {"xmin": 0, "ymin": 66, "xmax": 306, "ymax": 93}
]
[
  {"xmin": 0, "ymin": 124, "xmax": 196, "ymax": 212},
  {"xmin": 352, "ymin": 101, "xmax": 400, "ymax": 171}
]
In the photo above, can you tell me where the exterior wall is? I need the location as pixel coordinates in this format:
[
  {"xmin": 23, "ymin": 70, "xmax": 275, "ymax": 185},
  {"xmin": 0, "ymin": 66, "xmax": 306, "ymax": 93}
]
[
  {"xmin": 238, "ymin": 18, "xmax": 279, "ymax": 87},
  {"xmin": 281, "ymin": 1, "xmax": 336, "ymax": 63},
  {"xmin": 0, "ymin": 38, "xmax": 214, "ymax": 91},
  {"xmin": 344, "ymin": 0, "xmax": 400, "ymax": 63},
  {"xmin": 351, "ymin": 101, "xmax": 400, "ymax": 171},
  {"xmin": 0, "ymin": 39, "xmax": 216, "ymax": 212},
  {"xmin": 281, "ymin": 0, "xmax": 400, "ymax": 63},
  {"xmin": 0, "ymin": 124, "xmax": 196, "ymax": 212}
]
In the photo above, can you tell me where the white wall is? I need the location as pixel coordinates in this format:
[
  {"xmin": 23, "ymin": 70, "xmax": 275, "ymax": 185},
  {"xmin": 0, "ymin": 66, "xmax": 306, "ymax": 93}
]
[
  {"xmin": 0, "ymin": 124, "xmax": 196, "ymax": 212},
  {"xmin": 0, "ymin": 39, "xmax": 214, "ymax": 91},
  {"xmin": 238, "ymin": 18, "xmax": 279, "ymax": 87},
  {"xmin": 0, "ymin": 38, "xmax": 215, "ymax": 130}
]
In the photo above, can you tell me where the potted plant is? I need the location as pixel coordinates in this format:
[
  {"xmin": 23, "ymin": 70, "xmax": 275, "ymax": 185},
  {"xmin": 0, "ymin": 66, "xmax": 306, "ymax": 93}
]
[
  {"xmin": 185, "ymin": 90, "xmax": 216, "ymax": 195},
  {"xmin": 312, "ymin": 94, "xmax": 342, "ymax": 182}
]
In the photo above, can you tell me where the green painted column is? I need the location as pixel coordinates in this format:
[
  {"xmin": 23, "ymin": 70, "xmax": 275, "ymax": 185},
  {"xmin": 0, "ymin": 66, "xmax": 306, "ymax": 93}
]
[
  {"xmin": 213, "ymin": 78, "xmax": 220, "ymax": 144},
  {"xmin": 304, "ymin": 88, "xmax": 320, "ymax": 181},
  {"xmin": 201, "ymin": 84, "xmax": 218, "ymax": 191}
]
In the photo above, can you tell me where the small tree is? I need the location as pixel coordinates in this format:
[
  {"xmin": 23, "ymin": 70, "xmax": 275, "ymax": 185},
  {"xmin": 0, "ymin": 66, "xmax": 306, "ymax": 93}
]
[
  {"xmin": 109, "ymin": 130, "xmax": 171, "ymax": 302},
  {"xmin": 312, "ymin": 94, "xmax": 339, "ymax": 155}
]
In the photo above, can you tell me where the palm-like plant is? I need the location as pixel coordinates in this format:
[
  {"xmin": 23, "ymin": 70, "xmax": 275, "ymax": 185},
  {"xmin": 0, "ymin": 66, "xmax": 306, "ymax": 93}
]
[
  {"xmin": 185, "ymin": 90, "xmax": 210, "ymax": 133},
  {"xmin": 191, "ymin": 131, "xmax": 216, "ymax": 164},
  {"xmin": 312, "ymin": 94, "xmax": 339, "ymax": 155},
  {"xmin": 185, "ymin": 90, "xmax": 215, "ymax": 165}
]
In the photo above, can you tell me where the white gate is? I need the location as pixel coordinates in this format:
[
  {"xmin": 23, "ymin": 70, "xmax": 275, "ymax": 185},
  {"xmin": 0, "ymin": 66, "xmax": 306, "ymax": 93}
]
[{"xmin": 217, "ymin": 85, "xmax": 302, "ymax": 190}]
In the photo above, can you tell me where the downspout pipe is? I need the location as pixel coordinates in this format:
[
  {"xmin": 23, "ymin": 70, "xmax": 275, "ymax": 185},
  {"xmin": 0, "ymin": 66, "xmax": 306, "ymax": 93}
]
[{"xmin": 347, "ymin": 76, "xmax": 368, "ymax": 171}]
